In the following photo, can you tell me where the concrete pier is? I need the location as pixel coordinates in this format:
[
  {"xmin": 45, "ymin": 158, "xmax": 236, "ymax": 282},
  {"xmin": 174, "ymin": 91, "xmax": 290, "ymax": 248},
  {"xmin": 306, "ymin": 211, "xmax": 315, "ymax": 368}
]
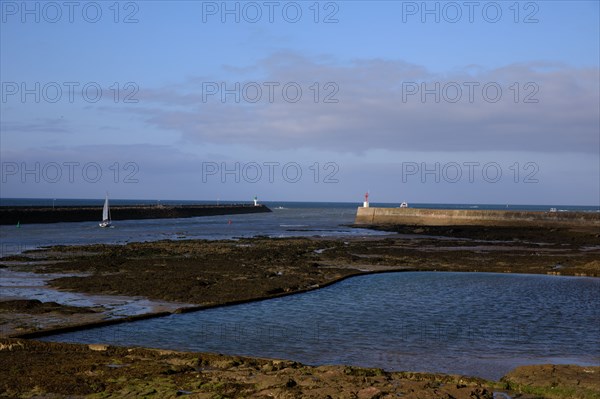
[
  {"xmin": 355, "ymin": 207, "xmax": 600, "ymax": 229},
  {"xmin": 0, "ymin": 204, "xmax": 271, "ymax": 225}
]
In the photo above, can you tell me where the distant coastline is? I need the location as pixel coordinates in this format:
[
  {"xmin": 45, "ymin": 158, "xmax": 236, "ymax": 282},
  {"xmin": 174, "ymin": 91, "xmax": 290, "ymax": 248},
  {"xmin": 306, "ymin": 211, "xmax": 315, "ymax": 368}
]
[
  {"xmin": 1, "ymin": 198, "xmax": 598, "ymax": 212},
  {"xmin": 0, "ymin": 204, "xmax": 271, "ymax": 225}
]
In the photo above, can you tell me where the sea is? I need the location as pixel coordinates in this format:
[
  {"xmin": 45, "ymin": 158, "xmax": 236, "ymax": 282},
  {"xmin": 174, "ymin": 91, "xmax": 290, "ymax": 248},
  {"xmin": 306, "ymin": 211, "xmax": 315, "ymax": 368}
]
[
  {"xmin": 3, "ymin": 198, "xmax": 600, "ymax": 379},
  {"xmin": 42, "ymin": 272, "xmax": 600, "ymax": 380},
  {"xmin": 0, "ymin": 198, "xmax": 598, "ymax": 256}
]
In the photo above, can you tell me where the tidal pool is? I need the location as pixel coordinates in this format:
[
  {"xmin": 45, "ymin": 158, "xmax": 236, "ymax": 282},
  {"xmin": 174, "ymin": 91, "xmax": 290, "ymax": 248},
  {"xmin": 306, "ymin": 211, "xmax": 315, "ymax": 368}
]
[{"xmin": 42, "ymin": 272, "xmax": 600, "ymax": 380}]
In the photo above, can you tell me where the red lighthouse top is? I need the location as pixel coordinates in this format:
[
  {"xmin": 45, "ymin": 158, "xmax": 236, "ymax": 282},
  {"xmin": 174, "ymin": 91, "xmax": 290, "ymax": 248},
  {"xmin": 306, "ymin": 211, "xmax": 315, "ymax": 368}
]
[{"xmin": 365, "ymin": 192, "xmax": 369, "ymax": 202}]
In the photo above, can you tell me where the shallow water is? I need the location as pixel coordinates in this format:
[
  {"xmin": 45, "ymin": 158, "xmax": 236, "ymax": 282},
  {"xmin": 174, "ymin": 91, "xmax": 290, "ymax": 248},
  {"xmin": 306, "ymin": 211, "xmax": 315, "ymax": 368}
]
[
  {"xmin": 0, "ymin": 268, "xmax": 188, "ymax": 318},
  {"xmin": 0, "ymin": 205, "xmax": 387, "ymax": 256},
  {"xmin": 3, "ymin": 200, "xmax": 597, "ymax": 256},
  {"xmin": 41, "ymin": 272, "xmax": 600, "ymax": 380}
]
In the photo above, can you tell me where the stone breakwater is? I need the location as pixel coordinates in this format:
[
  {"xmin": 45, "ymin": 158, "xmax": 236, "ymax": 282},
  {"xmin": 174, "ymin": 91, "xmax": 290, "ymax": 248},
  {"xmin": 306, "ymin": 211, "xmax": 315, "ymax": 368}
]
[
  {"xmin": 0, "ymin": 204, "xmax": 271, "ymax": 225},
  {"xmin": 355, "ymin": 207, "xmax": 600, "ymax": 228}
]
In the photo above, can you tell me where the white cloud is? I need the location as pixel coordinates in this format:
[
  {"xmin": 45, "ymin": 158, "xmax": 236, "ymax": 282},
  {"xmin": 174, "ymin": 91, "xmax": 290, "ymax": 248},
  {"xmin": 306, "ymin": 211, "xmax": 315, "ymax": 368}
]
[{"xmin": 125, "ymin": 54, "xmax": 599, "ymax": 154}]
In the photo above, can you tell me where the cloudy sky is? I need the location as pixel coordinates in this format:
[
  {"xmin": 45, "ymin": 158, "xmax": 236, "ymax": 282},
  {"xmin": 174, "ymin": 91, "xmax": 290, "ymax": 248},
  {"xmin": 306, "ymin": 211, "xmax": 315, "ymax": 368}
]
[{"xmin": 1, "ymin": 1, "xmax": 598, "ymax": 205}]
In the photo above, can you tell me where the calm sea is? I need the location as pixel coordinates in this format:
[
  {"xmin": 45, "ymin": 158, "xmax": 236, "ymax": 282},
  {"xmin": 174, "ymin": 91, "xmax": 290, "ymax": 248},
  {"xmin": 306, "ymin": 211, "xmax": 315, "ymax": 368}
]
[
  {"xmin": 1, "ymin": 198, "xmax": 598, "ymax": 256},
  {"xmin": 4, "ymin": 199, "xmax": 599, "ymax": 378},
  {"xmin": 42, "ymin": 272, "xmax": 600, "ymax": 380}
]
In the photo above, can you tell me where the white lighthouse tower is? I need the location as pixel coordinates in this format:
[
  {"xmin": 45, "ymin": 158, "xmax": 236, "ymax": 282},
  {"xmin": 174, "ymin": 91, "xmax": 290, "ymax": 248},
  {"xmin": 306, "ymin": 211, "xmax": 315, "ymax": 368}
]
[
  {"xmin": 363, "ymin": 192, "xmax": 369, "ymax": 208},
  {"xmin": 253, "ymin": 196, "xmax": 259, "ymax": 206}
]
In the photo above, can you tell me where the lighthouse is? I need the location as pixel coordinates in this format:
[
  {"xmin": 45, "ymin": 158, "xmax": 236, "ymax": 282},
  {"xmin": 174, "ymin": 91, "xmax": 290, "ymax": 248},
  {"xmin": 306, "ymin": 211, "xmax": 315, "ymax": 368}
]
[
  {"xmin": 253, "ymin": 196, "xmax": 259, "ymax": 206},
  {"xmin": 363, "ymin": 192, "xmax": 369, "ymax": 208}
]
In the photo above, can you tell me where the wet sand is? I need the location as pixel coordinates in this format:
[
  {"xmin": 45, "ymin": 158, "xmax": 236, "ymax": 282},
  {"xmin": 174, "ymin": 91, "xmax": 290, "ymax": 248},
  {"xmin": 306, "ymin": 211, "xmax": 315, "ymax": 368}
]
[{"xmin": 0, "ymin": 225, "xmax": 598, "ymax": 398}]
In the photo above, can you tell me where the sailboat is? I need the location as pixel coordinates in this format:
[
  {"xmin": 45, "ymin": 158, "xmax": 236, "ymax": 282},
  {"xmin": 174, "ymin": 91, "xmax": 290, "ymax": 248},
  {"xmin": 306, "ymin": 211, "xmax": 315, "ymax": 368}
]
[{"xmin": 99, "ymin": 193, "xmax": 112, "ymax": 228}]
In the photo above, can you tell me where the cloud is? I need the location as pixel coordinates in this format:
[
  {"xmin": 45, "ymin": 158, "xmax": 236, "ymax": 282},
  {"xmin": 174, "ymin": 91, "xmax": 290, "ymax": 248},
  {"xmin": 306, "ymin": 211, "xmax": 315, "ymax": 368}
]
[
  {"xmin": 122, "ymin": 54, "xmax": 599, "ymax": 155},
  {"xmin": 1, "ymin": 117, "xmax": 71, "ymax": 134},
  {"xmin": 0, "ymin": 143, "xmax": 202, "ymax": 173}
]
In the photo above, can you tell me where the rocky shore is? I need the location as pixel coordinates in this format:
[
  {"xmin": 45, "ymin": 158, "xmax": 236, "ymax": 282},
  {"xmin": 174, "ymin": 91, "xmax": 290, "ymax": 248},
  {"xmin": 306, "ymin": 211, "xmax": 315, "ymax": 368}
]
[
  {"xmin": 1, "ymin": 224, "xmax": 598, "ymax": 398},
  {"xmin": 2, "ymin": 338, "xmax": 598, "ymax": 398}
]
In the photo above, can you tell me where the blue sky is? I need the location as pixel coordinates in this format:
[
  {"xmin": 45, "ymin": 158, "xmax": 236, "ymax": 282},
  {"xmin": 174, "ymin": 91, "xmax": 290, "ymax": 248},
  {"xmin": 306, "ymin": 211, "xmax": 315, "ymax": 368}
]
[{"xmin": 1, "ymin": 0, "xmax": 599, "ymax": 205}]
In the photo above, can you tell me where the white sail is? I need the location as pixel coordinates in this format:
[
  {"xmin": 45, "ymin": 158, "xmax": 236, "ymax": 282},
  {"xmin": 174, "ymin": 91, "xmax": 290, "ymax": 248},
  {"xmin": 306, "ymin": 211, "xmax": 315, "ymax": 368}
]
[
  {"xmin": 100, "ymin": 194, "xmax": 111, "ymax": 227},
  {"xmin": 102, "ymin": 196, "xmax": 109, "ymax": 221}
]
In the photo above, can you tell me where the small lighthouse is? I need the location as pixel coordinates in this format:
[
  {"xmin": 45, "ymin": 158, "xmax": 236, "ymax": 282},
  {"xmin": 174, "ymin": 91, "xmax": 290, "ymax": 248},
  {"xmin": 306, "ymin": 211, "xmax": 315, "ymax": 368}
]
[
  {"xmin": 253, "ymin": 196, "xmax": 259, "ymax": 206},
  {"xmin": 363, "ymin": 192, "xmax": 369, "ymax": 208}
]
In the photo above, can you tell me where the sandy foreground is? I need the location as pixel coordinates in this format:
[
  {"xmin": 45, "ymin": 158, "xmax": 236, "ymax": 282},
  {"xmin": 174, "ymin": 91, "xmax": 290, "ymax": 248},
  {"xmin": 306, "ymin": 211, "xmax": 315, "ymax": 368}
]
[{"xmin": 0, "ymin": 225, "xmax": 599, "ymax": 398}]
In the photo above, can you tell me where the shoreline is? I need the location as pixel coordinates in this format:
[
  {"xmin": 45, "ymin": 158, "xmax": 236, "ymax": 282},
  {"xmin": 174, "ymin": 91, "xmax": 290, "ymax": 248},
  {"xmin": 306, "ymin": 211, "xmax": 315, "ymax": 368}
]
[
  {"xmin": 2, "ymin": 224, "xmax": 599, "ymax": 338},
  {"xmin": 1, "ymin": 225, "xmax": 599, "ymax": 398},
  {"xmin": 7, "ymin": 266, "xmax": 597, "ymax": 341},
  {"xmin": 4, "ymin": 338, "xmax": 598, "ymax": 399},
  {"xmin": 5, "ymin": 267, "xmax": 418, "ymax": 339}
]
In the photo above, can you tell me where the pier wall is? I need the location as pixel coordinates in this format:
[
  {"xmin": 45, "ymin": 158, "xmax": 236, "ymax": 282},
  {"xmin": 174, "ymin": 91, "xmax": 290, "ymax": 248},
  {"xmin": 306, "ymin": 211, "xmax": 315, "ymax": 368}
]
[
  {"xmin": 355, "ymin": 207, "xmax": 600, "ymax": 228},
  {"xmin": 0, "ymin": 204, "xmax": 271, "ymax": 225}
]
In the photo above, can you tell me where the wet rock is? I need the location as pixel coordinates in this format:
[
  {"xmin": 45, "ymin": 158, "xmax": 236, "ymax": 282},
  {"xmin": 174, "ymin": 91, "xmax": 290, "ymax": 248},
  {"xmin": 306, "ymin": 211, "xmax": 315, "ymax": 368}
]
[
  {"xmin": 0, "ymin": 299, "xmax": 97, "ymax": 315},
  {"xmin": 2, "ymin": 338, "xmax": 595, "ymax": 399},
  {"xmin": 261, "ymin": 363, "xmax": 275, "ymax": 372},
  {"xmin": 0, "ymin": 341, "xmax": 24, "ymax": 351},
  {"xmin": 469, "ymin": 387, "xmax": 493, "ymax": 399},
  {"xmin": 285, "ymin": 378, "xmax": 297, "ymax": 388},
  {"xmin": 357, "ymin": 386, "xmax": 382, "ymax": 398},
  {"xmin": 88, "ymin": 344, "xmax": 108, "ymax": 351}
]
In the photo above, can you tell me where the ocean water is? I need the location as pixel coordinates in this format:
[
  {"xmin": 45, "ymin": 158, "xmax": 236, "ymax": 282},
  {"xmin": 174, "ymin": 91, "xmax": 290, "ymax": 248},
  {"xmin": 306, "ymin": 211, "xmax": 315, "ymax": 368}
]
[
  {"xmin": 4, "ymin": 199, "xmax": 599, "ymax": 378},
  {"xmin": 1, "ymin": 199, "xmax": 597, "ymax": 256},
  {"xmin": 0, "ymin": 201, "xmax": 382, "ymax": 256},
  {"xmin": 41, "ymin": 272, "xmax": 600, "ymax": 380}
]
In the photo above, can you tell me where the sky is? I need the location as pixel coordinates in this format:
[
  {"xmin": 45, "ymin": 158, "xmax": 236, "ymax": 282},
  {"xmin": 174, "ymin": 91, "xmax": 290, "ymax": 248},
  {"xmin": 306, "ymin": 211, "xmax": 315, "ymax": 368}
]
[{"xmin": 1, "ymin": 0, "xmax": 599, "ymax": 205}]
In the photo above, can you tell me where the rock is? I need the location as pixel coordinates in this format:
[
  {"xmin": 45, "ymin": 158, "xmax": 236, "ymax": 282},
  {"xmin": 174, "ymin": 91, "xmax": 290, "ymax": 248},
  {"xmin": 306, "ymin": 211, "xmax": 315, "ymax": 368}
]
[
  {"xmin": 0, "ymin": 341, "xmax": 24, "ymax": 351},
  {"xmin": 285, "ymin": 378, "xmax": 297, "ymax": 388},
  {"xmin": 88, "ymin": 344, "xmax": 108, "ymax": 351},
  {"xmin": 357, "ymin": 386, "xmax": 382, "ymax": 399},
  {"xmin": 261, "ymin": 363, "xmax": 275, "ymax": 372},
  {"xmin": 469, "ymin": 388, "xmax": 493, "ymax": 399}
]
